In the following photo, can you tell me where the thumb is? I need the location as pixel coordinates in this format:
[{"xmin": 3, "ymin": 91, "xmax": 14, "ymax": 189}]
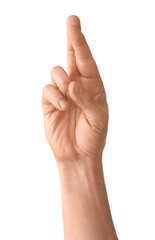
[{"xmin": 68, "ymin": 81, "xmax": 108, "ymax": 131}]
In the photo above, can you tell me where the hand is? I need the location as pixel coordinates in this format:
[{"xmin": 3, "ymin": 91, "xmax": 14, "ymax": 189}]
[
  {"xmin": 42, "ymin": 16, "xmax": 118, "ymax": 240},
  {"xmin": 42, "ymin": 15, "xmax": 109, "ymax": 162}
]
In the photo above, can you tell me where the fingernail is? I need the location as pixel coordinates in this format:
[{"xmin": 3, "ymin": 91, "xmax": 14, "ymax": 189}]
[
  {"xmin": 59, "ymin": 99, "xmax": 67, "ymax": 109},
  {"xmin": 74, "ymin": 82, "xmax": 81, "ymax": 95}
]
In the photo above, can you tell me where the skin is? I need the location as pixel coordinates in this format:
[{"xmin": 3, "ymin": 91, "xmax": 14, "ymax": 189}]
[{"xmin": 42, "ymin": 15, "xmax": 118, "ymax": 240}]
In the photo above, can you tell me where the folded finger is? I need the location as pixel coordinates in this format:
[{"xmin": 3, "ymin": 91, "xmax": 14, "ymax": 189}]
[
  {"xmin": 50, "ymin": 66, "xmax": 71, "ymax": 99},
  {"xmin": 42, "ymin": 84, "xmax": 69, "ymax": 111}
]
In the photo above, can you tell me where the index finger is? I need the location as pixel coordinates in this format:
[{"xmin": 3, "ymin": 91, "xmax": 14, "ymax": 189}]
[
  {"xmin": 67, "ymin": 15, "xmax": 100, "ymax": 78},
  {"xmin": 67, "ymin": 16, "xmax": 80, "ymax": 76}
]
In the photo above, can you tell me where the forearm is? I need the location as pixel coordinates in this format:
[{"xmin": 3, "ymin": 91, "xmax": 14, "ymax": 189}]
[{"xmin": 57, "ymin": 157, "xmax": 118, "ymax": 240}]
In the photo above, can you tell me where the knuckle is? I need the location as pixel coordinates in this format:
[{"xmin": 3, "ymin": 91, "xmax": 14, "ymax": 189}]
[{"xmin": 67, "ymin": 48, "xmax": 75, "ymax": 57}]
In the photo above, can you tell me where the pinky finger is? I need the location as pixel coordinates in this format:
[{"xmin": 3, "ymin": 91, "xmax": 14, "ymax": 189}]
[{"xmin": 42, "ymin": 84, "xmax": 69, "ymax": 111}]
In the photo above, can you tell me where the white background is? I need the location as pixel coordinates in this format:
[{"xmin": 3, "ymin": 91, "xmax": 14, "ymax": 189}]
[{"xmin": 0, "ymin": 0, "xmax": 155, "ymax": 239}]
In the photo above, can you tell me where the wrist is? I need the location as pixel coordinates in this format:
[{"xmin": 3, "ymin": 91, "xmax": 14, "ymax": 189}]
[
  {"xmin": 56, "ymin": 156, "xmax": 118, "ymax": 240},
  {"xmin": 56, "ymin": 155, "xmax": 104, "ymax": 194},
  {"xmin": 56, "ymin": 154, "xmax": 103, "ymax": 173}
]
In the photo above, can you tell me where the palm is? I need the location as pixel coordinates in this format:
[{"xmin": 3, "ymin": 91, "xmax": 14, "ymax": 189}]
[{"xmin": 42, "ymin": 16, "xmax": 108, "ymax": 161}]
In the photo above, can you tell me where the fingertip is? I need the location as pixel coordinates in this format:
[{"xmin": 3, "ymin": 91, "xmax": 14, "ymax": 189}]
[
  {"xmin": 68, "ymin": 81, "xmax": 82, "ymax": 98},
  {"xmin": 68, "ymin": 80, "xmax": 76, "ymax": 94},
  {"xmin": 67, "ymin": 15, "xmax": 81, "ymax": 29}
]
